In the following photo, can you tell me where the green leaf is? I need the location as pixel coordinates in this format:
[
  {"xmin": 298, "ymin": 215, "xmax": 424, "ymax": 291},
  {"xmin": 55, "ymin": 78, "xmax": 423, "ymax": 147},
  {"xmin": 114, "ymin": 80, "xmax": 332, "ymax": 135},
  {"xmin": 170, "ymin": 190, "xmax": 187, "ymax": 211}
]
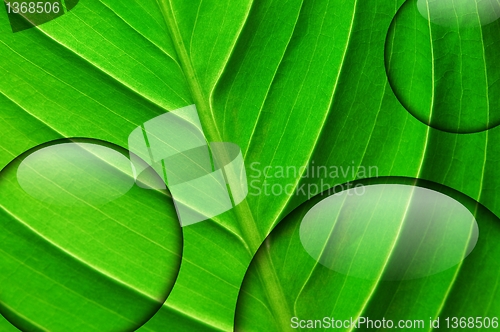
[{"xmin": 1, "ymin": 0, "xmax": 500, "ymax": 330}]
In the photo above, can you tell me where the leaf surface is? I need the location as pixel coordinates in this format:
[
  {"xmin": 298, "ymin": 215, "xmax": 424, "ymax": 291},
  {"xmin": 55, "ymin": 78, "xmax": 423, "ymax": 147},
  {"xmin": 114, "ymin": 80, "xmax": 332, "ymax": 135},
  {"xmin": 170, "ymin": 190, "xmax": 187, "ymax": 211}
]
[{"xmin": 1, "ymin": 0, "xmax": 500, "ymax": 331}]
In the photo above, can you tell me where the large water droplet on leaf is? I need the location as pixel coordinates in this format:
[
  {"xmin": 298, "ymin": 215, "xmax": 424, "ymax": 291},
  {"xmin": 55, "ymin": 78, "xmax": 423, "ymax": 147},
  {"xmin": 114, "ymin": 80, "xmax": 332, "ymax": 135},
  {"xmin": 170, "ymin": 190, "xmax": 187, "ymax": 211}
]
[
  {"xmin": 386, "ymin": 0, "xmax": 500, "ymax": 133},
  {"xmin": 417, "ymin": 0, "xmax": 500, "ymax": 27},
  {"xmin": 17, "ymin": 141, "xmax": 134, "ymax": 206},
  {"xmin": 299, "ymin": 183, "xmax": 478, "ymax": 280},
  {"xmin": 0, "ymin": 139, "xmax": 182, "ymax": 331}
]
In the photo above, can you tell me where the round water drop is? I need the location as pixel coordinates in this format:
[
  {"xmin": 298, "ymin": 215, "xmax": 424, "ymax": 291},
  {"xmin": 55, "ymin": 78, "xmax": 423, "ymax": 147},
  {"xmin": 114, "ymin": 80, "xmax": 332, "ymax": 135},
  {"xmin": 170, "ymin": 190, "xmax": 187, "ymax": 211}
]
[
  {"xmin": 17, "ymin": 141, "xmax": 135, "ymax": 205},
  {"xmin": 417, "ymin": 0, "xmax": 500, "ymax": 27},
  {"xmin": 0, "ymin": 139, "xmax": 182, "ymax": 332},
  {"xmin": 299, "ymin": 184, "xmax": 479, "ymax": 280},
  {"xmin": 386, "ymin": 0, "xmax": 500, "ymax": 133}
]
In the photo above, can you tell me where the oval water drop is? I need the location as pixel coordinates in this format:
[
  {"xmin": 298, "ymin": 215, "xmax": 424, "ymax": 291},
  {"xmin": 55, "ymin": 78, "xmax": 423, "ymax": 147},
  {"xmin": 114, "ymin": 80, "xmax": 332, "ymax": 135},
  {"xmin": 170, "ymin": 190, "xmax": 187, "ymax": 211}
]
[
  {"xmin": 386, "ymin": 0, "xmax": 500, "ymax": 133},
  {"xmin": 17, "ymin": 142, "xmax": 135, "ymax": 206},
  {"xmin": 299, "ymin": 184, "xmax": 479, "ymax": 280},
  {"xmin": 0, "ymin": 139, "xmax": 182, "ymax": 331},
  {"xmin": 417, "ymin": 0, "xmax": 500, "ymax": 27}
]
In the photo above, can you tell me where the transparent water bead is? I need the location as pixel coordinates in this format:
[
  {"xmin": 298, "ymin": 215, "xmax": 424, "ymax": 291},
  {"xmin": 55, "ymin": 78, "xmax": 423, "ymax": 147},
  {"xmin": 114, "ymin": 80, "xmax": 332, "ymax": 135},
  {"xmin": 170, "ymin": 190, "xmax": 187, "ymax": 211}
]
[
  {"xmin": 417, "ymin": 0, "xmax": 500, "ymax": 27},
  {"xmin": 299, "ymin": 183, "xmax": 478, "ymax": 280},
  {"xmin": 385, "ymin": 0, "xmax": 500, "ymax": 133},
  {"xmin": 17, "ymin": 141, "xmax": 135, "ymax": 206},
  {"xmin": 6, "ymin": 0, "xmax": 80, "ymax": 33},
  {"xmin": 0, "ymin": 139, "xmax": 182, "ymax": 331}
]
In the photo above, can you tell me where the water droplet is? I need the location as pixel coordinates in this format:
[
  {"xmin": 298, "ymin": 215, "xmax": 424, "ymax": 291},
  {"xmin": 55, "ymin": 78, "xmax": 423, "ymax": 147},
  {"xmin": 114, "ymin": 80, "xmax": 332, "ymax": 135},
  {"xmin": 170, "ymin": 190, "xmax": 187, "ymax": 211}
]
[
  {"xmin": 17, "ymin": 141, "xmax": 134, "ymax": 206},
  {"xmin": 386, "ymin": 0, "xmax": 500, "ymax": 133},
  {"xmin": 417, "ymin": 0, "xmax": 500, "ymax": 27},
  {"xmin": 299, "ymin": 183, "xmax": 478, "ymax": 280},
  {"xmin": 0, "ymin": 139, "xmax": 182, "ymax": 331}
]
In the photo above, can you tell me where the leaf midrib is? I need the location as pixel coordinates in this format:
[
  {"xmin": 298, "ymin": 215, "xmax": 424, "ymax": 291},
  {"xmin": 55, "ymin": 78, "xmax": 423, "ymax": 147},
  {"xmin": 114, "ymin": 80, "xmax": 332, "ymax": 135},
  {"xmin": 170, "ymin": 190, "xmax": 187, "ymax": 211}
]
[{"xmin": 153, "ymin": 2, "xmax": 317, "ymax": 332}]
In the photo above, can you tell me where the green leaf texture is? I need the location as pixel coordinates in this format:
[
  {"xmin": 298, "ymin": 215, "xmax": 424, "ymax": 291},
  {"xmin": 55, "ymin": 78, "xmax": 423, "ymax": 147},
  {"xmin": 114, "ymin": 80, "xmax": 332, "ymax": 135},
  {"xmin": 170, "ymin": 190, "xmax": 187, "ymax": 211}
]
[{"xmin": 0, "ymin": 0, "xmax": 499, "ymax": 330}]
